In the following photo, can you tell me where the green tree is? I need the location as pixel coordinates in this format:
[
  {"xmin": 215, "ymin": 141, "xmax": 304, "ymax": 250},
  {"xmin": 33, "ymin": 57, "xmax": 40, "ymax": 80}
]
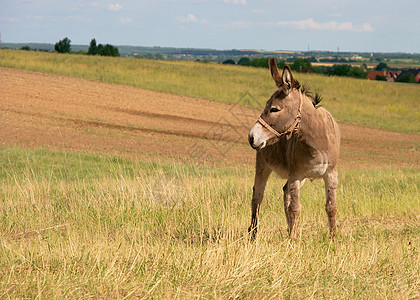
[
  {"xmin": 376, "ymin": 62, "xmax": 389, "ymax": 71},
  {"xmin": 248, "ymin": 57, "xmax": 269, "ymax": 68},
  {"xmin": 87, "ymin": 38, "xmax": 98, "ymax": 55},
  {"xmin": 327, "ymin": 64, "xmax": 367, "ymax": 79},
  {"xmin": 237, "ymin": 57, "xmax": 250, "ymax": 65},
  {"xmin": 54, "ymin": 37, "xmax": 71, "ymax": 53},
  {"xmin": 222, "ymin": 59, "xmax": 236, "ymax": 65},
  {"xmin": 98, "ymin": 44, "xmax": 120, "ymax": 57},
  {"xmin": 155, "ymin": 52, "xmax": 165, "ymax": 60},
  {"xmin": 396, "ymin": 72, "xmax": 416, "ymax": 83},
  {"xmin": 291, "ymin": 58, "xmax": 313, "ymax": 72}
]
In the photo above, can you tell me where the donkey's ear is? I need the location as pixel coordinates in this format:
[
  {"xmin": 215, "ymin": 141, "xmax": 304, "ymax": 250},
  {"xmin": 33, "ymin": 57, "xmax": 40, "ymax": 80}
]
[
  {"xmin": 269, "ymin": 58, "xmax": 282, "ymax": 88},
  {"xmin": 282, "ymin": 65, "xmax": 294, "ymax": 90}
]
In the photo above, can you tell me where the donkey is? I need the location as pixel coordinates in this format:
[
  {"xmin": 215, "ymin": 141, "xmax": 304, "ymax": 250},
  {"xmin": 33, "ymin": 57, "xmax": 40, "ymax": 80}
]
[{"xmin": 248, "ymin": 58, "xmax": 340, "ymax": 240}]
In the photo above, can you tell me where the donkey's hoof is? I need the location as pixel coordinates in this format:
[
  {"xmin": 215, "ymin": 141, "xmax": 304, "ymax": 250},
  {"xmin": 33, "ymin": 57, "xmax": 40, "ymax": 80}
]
[{"xmin": 248, "ymin": 226, "xmax": 257, "ymax": 241}]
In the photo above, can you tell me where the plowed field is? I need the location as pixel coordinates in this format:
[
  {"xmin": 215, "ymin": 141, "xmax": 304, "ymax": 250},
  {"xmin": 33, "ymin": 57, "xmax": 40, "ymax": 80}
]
[{"xmin": 1, "ymin": 67, "xmax": 418, "ymax": 169}]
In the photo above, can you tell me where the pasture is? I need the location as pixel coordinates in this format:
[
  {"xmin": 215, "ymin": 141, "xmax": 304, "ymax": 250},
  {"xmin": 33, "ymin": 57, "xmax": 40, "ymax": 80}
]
[{"xmin": 0, "ymin": 50, "xmax": 419, "ymax": 298}]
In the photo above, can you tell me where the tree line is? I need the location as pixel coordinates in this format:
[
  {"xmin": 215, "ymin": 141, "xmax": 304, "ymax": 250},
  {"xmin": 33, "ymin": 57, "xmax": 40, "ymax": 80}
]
[
  {"xmin": 223, "ymin": 57, "xmax": 368, "ymax": 79},
  {"xmin": 53, "ymin": 37, "xmax": 119, "ymax": 57},
  {"xmin": 223, "ymin": 57, "xmax": 418, "ymax": 82}
]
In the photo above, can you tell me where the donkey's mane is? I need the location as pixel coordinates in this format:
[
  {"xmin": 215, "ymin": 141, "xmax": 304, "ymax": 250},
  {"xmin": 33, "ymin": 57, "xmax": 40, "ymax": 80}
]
[{"xmin": 294, "ymin": 79, "xmax": 322, "ymax": 107}]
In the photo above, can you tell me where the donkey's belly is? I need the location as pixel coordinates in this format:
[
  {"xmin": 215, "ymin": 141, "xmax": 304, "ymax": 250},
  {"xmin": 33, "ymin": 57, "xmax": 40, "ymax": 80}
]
[{"xmin": 304, "ymin": 151, "xmax": 329, "ymax": 178}]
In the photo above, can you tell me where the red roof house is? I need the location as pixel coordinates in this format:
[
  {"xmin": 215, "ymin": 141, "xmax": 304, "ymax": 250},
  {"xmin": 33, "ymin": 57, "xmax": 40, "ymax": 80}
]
[{"xmin": 367, "ymin": 70, "xmax": 399, "ymax": 81}]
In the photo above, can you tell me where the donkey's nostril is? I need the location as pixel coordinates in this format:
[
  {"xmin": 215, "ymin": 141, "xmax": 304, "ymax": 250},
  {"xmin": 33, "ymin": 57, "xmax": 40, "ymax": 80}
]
[{"xmin": 248, "ymin": 135, "xmax": 254, "ymax": 146}]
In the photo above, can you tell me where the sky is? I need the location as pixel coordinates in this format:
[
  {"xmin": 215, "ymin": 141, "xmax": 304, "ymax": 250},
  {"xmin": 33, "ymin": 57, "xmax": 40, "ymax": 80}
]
[{"xmin": 0, "ymin": 0, "xmax": 419, "ymax": 53}]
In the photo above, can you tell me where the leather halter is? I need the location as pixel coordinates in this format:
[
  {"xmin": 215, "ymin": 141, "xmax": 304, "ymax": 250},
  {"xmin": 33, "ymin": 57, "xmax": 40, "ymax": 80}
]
[{"xmin": 257, "ymin": 90, "xmax": 303, "ymax": 139}]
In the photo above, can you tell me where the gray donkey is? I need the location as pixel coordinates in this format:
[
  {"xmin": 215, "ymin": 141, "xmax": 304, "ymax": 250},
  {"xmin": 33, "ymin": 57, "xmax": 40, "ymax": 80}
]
[{"xmin": 248, "ymin": 58, "xmax": 340, "ymax": 240}]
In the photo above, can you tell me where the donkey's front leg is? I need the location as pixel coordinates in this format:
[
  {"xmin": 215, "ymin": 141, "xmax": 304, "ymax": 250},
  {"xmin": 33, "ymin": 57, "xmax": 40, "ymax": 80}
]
[
  {"xmin": 324, "ymin": 169, "xmax": 338, "ymax": 238},
  {"xmin": 249, "ymin": 152, "xmax": 272, "ymax": 240},
  {"xmin": 286, "ymin": 178, "xmax": 303, "ymax": 240}
]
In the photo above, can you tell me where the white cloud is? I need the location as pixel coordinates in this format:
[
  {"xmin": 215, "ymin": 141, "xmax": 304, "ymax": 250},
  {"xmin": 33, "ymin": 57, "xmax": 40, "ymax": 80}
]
[
  {"xmin": 230, "ymin": 18, "xmax": 374, "ymax": 32},
  {"xmin": 273, "ymin": 18, "xmax": 374, "ymax": 32},
  {"xmin": 108, "ymin": 3, "xmax": 123, "ymax": 11},
  {"xmin": 177, "ymin": 14, "xmax": 208, "ymax": 24},
  {"xmin": 224, "ymin": 0, "xmax": 247, "ymax": 5},
  {"xmin": 357, "ymin": 23, "xmax": 374, "ymax": 32}
]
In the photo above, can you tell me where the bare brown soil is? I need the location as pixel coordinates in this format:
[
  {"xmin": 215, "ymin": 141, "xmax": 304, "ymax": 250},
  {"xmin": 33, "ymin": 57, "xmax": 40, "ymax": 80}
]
[{"xmin": 1, "ymin": 67, "xmax": 418, "ymax": 169}]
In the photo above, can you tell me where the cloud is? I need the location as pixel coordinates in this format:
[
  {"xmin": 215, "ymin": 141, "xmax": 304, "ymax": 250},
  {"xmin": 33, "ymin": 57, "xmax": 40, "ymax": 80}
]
[
  {"xmin": 230, "ymin": 18, "xmax": 374, "ymax": 32},
  {"xmin": 108, "ymin": 3, "xmax": 123, "ymax": 11},
  {"xmin": 224, "ymin": 0, "xmax": 247, "ymax": 5},
  {"xmin": 357, "ymin": 23, "xmax": 374, "ymax": 32},
  {"xmin": 177, "ymin": 14, "xmax": 208, "ymax": 24},
  {"xmin": 273, "ymin": 18, "xmax": 374, "ymax": 32}
]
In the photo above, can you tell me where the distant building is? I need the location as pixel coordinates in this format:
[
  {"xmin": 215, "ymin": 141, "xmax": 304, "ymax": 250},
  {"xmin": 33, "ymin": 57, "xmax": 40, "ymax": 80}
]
[{"xmin": 367, "ymin": 70, "xmax": 399, "ymax": 82}]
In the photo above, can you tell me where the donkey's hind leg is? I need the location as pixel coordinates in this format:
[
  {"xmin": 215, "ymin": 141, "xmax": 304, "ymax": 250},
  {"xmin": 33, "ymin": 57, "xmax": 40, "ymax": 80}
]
[
  {"xmin": 249, "ymin": 152, "xmax": 272, "ymax": 240},
  {"xmin": 324, "ymin": 169, "xmax": 338, "ymax": 238}
]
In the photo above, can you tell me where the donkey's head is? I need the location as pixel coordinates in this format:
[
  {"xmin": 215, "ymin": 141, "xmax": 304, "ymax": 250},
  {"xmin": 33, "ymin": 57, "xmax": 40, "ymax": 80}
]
[{"xmin": 248, "ymin": 58, "xmax": 302, "ymax": 150}]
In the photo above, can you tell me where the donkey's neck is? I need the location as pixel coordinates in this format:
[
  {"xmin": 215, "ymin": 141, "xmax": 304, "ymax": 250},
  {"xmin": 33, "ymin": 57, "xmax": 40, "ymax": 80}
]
[{"xmin": 294, "ymin": 95, "xmax": 324, "ymax": 148}]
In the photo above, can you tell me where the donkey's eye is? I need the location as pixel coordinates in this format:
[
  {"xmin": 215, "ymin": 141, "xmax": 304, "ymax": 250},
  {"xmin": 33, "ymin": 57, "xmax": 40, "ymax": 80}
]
[{"xmin": 270, "ymin": 107, "xmax": 280, "ymax": 113}]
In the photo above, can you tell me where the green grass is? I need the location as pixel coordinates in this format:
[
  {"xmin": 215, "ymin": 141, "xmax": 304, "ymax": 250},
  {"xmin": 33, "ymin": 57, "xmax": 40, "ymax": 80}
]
[
  {"xmin": 1, "ymin": 49, "xmax": 419, "ymax": 132},
  {"xmin": 1, "ymin": 147, "xmax": 419, "ymax": 298}
]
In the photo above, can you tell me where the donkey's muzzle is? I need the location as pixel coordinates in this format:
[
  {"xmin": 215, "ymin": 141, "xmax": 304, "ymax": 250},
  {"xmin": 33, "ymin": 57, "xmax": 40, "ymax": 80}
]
[{"xmin": 248, "ymin": 122, "xmax": 268, "ymax": 150}]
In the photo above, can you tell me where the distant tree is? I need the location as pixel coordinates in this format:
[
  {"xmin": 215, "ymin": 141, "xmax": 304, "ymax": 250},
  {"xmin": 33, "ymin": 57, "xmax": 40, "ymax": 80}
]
[
  {"xmin": 222, "ymin": 59, "xmax": 236, "ymax": 65},
  {"xmin": 97, "ymin": 43, "xmax": 120, "ymax": 57},
  {"xmin": 87, "ymin": 39, "xmax": 119, "ymax": 57},
  {"xmin": 54, "ymin": 37, "xmax": 71, "ymax": 53},
  {"xmin": 348, "ymin": 66, "xmax": 368, "ymax": 78},
  {"xmin": 248, "ymin": 57, "xmax": 269, "ymax": 68},
  {"xmin": 20, "ymin": 45, "xmax": 31, "ymax": 51},
  {"xmin": 291, "ymin": 58, "xmax": 313, "ymax": 72},
  {"xmin": 237, "ymin": 57, "xmax": 250, "ymax": 65},
  {"xmin": 155, "ymin": 52, "xmax": 165, "ymax": 60},
  {"xmin": 375, "ymin": 62, "xmax": 389, "ymax": 71},
  {"xmin": 396, "ymin": 72, "xmax": 416, "ymax": 83},
  {"xmin": 327, "ymin": 64, "xmax": 367, "ymax": 79},
  {"xmin": 87, "ymin": 38, "xmax": 98, "ymax": 55}
]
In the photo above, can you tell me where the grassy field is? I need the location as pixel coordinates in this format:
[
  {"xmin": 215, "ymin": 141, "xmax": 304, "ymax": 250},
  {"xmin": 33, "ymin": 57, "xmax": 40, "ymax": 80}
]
[
  {"xmin": 0, "ymin": 50, "xmax": 419, "ymax": 298},
  {"xmin": 0, "ymin": 147, "xmax": 418, "ymax": 298},
  {"xmin": 1, "ymin": 49, "xmax": 419, "ymax": 132}
]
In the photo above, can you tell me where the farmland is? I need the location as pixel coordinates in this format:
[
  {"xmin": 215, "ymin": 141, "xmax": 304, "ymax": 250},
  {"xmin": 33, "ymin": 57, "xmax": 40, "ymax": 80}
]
[{"xmin": 0, "ymin": 50, "xmax": 419, "ymax": 298}]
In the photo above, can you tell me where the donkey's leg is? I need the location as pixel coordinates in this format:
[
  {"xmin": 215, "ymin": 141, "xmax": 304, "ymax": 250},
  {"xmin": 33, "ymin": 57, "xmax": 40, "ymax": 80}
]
[
  {"xmin": 283, "ymin": 179, "xmax": 306, "ymax": 235},
  {"xmin": 324, "ymin": 169, "xmax": 338, "ymax": 238},
  {"xmin": 283, "ymin": 182, "xmax": 292, "ymax": 232},
  {"xmin": 287, "ymin": 178, "xmax": 304, "ymax": 240},
  {"xmin": 249, "ymin": 152, "xmax": 272, "ymax": 240}
]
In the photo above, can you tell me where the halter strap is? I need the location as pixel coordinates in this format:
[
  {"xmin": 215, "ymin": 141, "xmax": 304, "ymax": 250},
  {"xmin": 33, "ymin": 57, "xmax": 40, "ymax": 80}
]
[{"xmin": 257, "ymin": 90, "xmax": 303, "ymax": 139}]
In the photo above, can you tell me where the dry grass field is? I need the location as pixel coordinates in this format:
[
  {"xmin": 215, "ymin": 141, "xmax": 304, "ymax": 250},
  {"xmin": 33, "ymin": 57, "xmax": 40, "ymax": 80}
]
[{"xmin": 0, "ymin": 52, "xmax": 419, "ymax": 298}]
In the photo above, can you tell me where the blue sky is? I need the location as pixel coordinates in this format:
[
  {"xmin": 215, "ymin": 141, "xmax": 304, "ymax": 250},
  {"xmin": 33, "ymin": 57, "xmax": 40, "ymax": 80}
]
[{"xmin": 1, "ymin": 0, "xmax": 419, "ymax": 53}]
